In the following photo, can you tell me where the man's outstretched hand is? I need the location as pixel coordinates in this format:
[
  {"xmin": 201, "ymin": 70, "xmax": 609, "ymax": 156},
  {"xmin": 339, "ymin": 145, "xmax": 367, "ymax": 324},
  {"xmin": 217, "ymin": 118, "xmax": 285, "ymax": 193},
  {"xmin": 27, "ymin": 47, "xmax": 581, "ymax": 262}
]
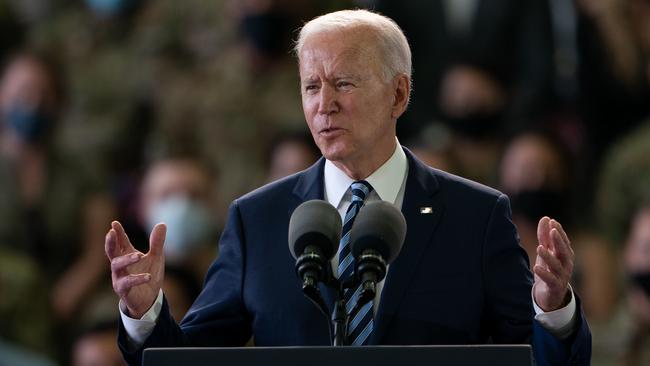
[
  {"xmin": 533, "ymin": 217, "xmax": 575, "ymax": 312},
  {"xmin": 105, "ymin": 221, "xmax": 166, "ymax": 319}
]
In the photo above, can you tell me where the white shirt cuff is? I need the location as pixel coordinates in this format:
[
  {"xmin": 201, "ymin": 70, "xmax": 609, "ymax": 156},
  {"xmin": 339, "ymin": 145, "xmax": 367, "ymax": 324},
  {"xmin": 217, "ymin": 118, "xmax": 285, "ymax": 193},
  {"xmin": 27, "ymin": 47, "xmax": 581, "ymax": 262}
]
[
  {"xmin": 119, "ymin": 289, "xmax": 164, "ymax": 347},
  {"xmin": 532, "ymin": 284, "xmax": 577, "ymax": 339}
]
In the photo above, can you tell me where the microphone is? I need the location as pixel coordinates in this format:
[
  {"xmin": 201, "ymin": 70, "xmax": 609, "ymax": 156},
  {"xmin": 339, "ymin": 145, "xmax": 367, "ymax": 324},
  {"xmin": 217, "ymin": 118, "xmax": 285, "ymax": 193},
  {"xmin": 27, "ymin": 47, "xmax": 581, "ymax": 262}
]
[
  {"xmin": 288, "ymin": 200, "xmax": 342, "ymax": 345},
  {"xmin": 288, "ymin": 200, "xmax": 342, "ymax": 290},
  {"xmin": 350, "ymin": 200, "xmax": 406, "ymax": 305}
]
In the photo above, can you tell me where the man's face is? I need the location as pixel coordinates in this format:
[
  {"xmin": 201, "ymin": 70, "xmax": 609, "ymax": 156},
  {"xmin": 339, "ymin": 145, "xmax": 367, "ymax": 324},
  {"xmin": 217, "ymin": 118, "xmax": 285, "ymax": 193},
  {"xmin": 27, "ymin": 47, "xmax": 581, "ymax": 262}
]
[
  {"xmin": 299, "ymin": 30, "xmax": 400, "ymax": 171},
  {"xmin": 0, "ymin": 57, "xmax": 57, "ymax": 115},
  {"xmin": 140, "ymin": 159, "xmax": 212, "ymax": 221}
]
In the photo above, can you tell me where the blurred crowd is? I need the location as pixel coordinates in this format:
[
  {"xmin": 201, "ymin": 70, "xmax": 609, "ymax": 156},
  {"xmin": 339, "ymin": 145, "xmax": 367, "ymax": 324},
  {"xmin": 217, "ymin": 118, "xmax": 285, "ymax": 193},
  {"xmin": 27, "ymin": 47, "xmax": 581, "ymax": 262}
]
[{"xmin": 0, "ymin": 0, "xmax": 648, "ymax": 365}]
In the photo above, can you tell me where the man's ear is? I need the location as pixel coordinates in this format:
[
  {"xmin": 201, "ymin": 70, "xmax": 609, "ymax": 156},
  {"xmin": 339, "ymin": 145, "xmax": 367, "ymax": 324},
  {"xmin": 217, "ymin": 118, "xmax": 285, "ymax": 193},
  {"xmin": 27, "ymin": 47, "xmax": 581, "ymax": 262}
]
[{"xmin": 391, "ymin": 74, "xmax": 411, "ymax": 120}]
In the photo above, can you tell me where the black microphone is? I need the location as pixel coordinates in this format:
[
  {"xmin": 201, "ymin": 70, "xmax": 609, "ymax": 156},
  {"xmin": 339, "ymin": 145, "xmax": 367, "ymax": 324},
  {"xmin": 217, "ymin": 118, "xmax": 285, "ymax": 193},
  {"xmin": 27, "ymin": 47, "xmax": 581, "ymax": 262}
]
[
  {"xmin": 288, "ymin": 200, "xmax": 342, "ymax": 290},
  {"xmin": 350, "ymin": 200, "xmax": 406, "ymax": 305}
]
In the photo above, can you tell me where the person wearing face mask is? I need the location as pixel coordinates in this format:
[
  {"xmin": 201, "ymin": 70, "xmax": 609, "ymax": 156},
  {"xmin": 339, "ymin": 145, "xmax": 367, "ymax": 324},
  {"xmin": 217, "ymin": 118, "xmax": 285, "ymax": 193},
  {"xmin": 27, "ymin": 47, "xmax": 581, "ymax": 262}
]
[
  {"xmin": 622, "ymin": 206, "xmax": 650, "ymax": 365},
  {"xmin": 138, "ymin": 154, "xmax": 219, "ymax": 282},
  {"xmin": 499, "ymin": 131, "xmax": 571, "ymax": 266},
  {"xmin": 585, "ymin": 205, "xmax": 650, "ymax": 366},
  {"xmin": 590, "ymin": 117, "xmax": 650, "ymax": 365},
  {"xmin": 0, "ymin": 52, "xmax": 116, "ymax": 362},
  {"xmin": 146, "ymin": 195, "xmax": 215, "ymax": 265},
  {"xmin": 497, "ymin": 130, "xmax": 618, "ymax": 325}
]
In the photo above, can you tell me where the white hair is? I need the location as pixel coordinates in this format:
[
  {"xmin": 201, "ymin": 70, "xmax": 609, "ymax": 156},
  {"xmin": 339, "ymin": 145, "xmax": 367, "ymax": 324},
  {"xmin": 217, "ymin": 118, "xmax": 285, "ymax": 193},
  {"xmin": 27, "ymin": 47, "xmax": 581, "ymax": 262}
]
[{"xmin": 294, "ymin": 9, "xmax": 412, "ymax": 83}]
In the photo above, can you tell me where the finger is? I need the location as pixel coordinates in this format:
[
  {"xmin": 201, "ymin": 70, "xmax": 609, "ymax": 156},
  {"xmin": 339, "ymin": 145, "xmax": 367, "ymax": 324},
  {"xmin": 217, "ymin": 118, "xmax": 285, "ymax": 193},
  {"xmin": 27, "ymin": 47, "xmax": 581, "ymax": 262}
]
[
  {"xmin": 112, "ymin": 221, "xmax": 136, "ymax": 253},
  {"xmin": 549, "ymin": 220, "xmax": 573, "ymax": 261},
  {"xmin": 111, "ymin": 252, "xmax": 143, "ymax": 274},
  {"xmin": 546, "ymin": 219, "xmax": 559, "ymax": 253},
  {"xmin": 533, "ymin": 265, "xmax": 562, "ymax": 289},
  {"xmin": 534, "ymin": 245, "xmax": 547, "ymax": 268},
  {"xmin": 113, "ymin": 273, "xmax": 152, "ymax": 295},
  {"xmin": 105, "ymin": 229, "xmax": 119, "ymax": 260},
  {"xmin": 537, "ymin": 216, "xmax": 552, "ymax": 249},
  {"xmin": 149, "ymin": 223, "xmax": 167, "ymax": 257},
  {"xmin": 551, "ymin": 228, "xmax": 574, "ymax": 266},
  {"xmin": 550, "ymin": 219, "xmax": 571, "ymax": 244},
  {"xmin": 537, "ymin": 245, "xmax": 566, "ymax": 278}
]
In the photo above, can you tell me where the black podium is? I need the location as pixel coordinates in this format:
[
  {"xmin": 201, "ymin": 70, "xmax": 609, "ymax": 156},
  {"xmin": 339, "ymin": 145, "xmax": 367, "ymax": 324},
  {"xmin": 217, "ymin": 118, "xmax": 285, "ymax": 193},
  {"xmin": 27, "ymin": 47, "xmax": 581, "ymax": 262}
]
[{"xmin": 143, "ymin": 345, "xmax": 533, "ymax": 366}]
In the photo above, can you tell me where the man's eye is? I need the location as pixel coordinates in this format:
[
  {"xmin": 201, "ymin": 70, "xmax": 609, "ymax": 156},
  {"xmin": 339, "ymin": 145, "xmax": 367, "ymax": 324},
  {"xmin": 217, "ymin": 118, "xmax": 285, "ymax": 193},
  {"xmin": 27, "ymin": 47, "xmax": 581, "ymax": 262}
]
[
  {"xmin": 304, "ymin": 85, "xmax": 319, "ymax": 93},
  {"xmin": 336, "ymin": 81, "xmax": 353, "ymax": 89}
]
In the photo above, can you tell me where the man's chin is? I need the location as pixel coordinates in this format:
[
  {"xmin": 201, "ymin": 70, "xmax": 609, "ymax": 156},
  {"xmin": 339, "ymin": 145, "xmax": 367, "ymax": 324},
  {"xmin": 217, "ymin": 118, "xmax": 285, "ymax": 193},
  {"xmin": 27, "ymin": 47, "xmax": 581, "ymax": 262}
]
[
  {"xmin": 320, "ymin": 148, "xmax": 349, "ymax": 163},
  {"xmin": 317, "ymin": 139, "xmax": 347, "ymax": 158}
]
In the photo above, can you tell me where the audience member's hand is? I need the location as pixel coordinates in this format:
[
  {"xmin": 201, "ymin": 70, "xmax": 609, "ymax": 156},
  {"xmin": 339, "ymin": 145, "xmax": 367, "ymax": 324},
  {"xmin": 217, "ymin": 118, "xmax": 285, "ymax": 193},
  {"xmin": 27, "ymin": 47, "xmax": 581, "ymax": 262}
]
[
  {"xmin": 105, "ymin": 221, "xmax": 166, "ymax": 319},
  {"xmin": 533, "ymin": 217, "xmax": 575, "ymax": 311}
]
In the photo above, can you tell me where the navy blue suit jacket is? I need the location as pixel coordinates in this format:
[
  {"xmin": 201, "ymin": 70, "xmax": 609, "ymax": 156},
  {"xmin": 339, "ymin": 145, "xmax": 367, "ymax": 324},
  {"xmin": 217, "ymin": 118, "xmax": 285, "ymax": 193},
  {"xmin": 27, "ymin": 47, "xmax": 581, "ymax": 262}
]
[{"xmin": 119, "ymin": 149, "xmax": 591, "ymax": 365}]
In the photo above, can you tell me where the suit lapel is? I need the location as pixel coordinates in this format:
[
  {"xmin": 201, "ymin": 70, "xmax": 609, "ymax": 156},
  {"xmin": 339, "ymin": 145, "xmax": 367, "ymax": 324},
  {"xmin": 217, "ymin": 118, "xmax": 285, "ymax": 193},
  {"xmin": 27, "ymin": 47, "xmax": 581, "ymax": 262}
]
[
  {"xmin": 371, "ymin": 149, "xmax": 444, "ymax": 344},
  {"xmin": 291, "ymin": 157, "xmax": 325, "ymax": 202}
]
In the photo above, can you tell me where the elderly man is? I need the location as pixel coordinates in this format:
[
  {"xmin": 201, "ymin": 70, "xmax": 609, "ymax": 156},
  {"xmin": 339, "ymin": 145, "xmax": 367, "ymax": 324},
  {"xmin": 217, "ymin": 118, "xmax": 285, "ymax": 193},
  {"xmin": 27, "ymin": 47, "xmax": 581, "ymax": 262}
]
[{"xmin": 106, "ymin": 9, "xmax": 591, "ymax": 365}]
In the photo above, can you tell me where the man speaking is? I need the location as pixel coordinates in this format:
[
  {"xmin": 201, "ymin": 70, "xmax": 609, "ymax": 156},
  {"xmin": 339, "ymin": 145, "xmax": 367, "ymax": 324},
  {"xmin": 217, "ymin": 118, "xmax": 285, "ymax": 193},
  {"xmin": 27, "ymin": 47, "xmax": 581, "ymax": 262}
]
[{"xmin": 105, "ymin": 9, "xmax": 591, "ymax": 366}]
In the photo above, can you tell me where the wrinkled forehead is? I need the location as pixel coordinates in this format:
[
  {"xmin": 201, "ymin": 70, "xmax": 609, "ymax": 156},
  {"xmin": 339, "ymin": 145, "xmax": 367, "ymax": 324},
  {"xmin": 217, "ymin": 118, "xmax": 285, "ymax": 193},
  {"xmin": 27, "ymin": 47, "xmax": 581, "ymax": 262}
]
[
  {"xmin": 299, "ymin": 27, "xmax": 381, "ymax": 64},
  {"xmin": 298, "ymin": 30, "xmax": 384, "ymax": 80}
]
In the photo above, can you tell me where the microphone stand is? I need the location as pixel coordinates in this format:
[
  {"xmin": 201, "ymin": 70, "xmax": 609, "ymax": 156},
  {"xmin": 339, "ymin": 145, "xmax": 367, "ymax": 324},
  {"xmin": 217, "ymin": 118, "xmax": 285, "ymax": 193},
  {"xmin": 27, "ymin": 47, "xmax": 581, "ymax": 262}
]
[
  {"xmin": 330, "ymin": 277, "xmax": 362, "ymax": 346},
  {"xmin": 301, "ymin": 277, "xmax": 333, "ymax": 345},
  {"xmin": 331, "ymin": 280, "xmax": 348, "ymax": 346},
  {"xmin": 301, "ymin": 267, "xmax": 351, "ymax": 346},
  {"xmin": 302, "ymin": 268, "xmax": 363, "ymax": 346}
]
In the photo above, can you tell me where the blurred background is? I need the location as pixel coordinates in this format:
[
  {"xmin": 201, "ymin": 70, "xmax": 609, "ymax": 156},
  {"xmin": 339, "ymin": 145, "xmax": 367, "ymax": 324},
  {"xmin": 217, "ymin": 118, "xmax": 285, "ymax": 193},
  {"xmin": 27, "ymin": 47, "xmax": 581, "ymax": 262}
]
[{"xmin": 0, "ymin": 0, "xmax": 648, "ymax": 365}]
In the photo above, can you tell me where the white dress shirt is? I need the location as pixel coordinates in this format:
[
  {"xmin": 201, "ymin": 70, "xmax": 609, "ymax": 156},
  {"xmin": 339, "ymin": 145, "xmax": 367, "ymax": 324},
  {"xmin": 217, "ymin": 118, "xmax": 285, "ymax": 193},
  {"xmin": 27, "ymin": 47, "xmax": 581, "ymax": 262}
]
[
  {"xmin": 324, "ymin": 138, "xmax": 408, "ymax": 315},
  {"xmin": 121, "ymin": 141, "xmax": 577, "ymax": 346}
]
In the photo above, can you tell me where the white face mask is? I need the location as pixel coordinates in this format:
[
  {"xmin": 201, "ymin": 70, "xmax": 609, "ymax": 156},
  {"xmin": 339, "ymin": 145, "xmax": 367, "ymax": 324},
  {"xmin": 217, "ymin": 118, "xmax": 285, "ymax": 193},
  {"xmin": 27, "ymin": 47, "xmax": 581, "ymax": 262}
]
[{"xmin": 147, "ymin": 196, "xmax": 215, "ymax": 263}]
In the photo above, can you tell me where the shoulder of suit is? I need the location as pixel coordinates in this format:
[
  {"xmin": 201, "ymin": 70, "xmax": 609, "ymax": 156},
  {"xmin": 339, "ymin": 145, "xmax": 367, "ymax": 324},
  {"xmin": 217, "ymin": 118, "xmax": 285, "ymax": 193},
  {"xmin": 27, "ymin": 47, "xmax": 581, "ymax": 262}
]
[
  {"xmin": 405, "ymin": 149, "xmax": 505, "ymax": 202},
  {"xmin": 235, "ymin": 170, "xmax": 304, "ymax": 206},
  {"xmin": 425, "ymin": 165, "xmax": 505, "ymax": 201}
]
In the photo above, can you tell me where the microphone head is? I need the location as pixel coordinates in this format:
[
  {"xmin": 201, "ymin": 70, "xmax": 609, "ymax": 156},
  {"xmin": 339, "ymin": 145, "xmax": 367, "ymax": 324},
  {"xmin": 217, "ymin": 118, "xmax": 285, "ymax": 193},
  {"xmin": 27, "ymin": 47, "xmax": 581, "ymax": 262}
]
[
  {"xmin": 350, "ymin": 200, "xmax": 406, "ymax": 264},
  {"xmin": 288, "ymin": 200, "xmax": 342, "ymax": 260}
]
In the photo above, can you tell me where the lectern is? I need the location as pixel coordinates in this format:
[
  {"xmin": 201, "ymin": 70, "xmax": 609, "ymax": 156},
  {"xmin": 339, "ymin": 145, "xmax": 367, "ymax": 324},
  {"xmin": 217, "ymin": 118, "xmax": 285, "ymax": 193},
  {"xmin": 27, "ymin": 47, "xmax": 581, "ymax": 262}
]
[{"xmin": 143, "ymin": 345, "xmax": 533, "ymax": 366}]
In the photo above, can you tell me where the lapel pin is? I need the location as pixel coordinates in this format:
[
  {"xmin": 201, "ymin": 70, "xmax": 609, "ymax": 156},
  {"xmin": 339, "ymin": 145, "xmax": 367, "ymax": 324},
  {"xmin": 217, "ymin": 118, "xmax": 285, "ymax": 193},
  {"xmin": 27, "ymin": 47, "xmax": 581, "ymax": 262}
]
[{"xmin": 420, "ymin": 207, "xmax": 433, "ymax": 214}]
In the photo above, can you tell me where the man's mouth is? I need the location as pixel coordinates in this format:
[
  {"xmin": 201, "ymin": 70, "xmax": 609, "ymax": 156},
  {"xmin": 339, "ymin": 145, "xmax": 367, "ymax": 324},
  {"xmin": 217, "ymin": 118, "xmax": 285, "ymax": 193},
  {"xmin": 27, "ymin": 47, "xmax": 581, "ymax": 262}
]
[{"xmin": 319, "ymin": 127, "xmax": 345, "ymax": 138}]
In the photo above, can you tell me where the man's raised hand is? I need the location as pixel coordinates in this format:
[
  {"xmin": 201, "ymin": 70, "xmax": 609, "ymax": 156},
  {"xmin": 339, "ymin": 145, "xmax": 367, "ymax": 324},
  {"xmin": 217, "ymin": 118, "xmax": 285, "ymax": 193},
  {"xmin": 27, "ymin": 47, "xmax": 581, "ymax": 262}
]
[
  {"xmin": 105, "ymin": 221, "xmax": 166, "ymax": 319},
  {"xmin": 533, "ymin": 216, "xmax": 575, "ymax": 311}
]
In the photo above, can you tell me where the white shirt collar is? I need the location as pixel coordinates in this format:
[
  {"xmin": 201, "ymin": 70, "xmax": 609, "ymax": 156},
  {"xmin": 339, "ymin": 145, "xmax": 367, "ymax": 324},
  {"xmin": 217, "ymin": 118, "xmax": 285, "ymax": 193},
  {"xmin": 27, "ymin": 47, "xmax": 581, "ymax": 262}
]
[{"xmin": 324, "ymin": 141, "xmax": 407, "ymax": 208}]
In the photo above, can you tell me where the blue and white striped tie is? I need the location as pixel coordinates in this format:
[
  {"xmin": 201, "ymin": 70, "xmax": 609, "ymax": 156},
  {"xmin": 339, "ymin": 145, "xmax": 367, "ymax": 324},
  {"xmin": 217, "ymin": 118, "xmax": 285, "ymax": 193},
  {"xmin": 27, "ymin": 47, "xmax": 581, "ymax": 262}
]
[{"xmin": 338, "ymin": 180, "xmax": 374, "ymax": 345}]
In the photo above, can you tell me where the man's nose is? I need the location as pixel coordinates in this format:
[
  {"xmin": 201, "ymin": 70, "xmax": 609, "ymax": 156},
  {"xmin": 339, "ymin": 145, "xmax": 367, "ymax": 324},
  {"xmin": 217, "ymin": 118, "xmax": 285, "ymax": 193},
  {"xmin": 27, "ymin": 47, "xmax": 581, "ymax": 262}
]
[{"xmin": 317, "ymin": 84, "xmax": 338, "ymax": 115}]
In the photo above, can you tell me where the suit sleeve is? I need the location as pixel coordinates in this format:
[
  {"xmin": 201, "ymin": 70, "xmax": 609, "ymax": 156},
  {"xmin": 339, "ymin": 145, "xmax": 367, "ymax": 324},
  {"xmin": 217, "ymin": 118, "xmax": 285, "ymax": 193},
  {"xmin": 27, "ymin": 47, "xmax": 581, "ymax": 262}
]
[
  {"xmin": 117, "ymin": 200, "xmax": 252, "ymax": 365},
  {"xmin": 482, "ymin": 194, "xmax": 591, "ymax": 365}
]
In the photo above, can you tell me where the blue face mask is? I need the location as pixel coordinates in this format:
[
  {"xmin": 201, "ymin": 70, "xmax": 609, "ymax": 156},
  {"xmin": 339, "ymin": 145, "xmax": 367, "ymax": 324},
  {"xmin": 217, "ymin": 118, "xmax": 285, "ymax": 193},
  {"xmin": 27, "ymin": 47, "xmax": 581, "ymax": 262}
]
[
  {"xmin": 147, "ymin": 196, "xmax": 215, "ymax": 263},
  {"xmin": 84, "ymin": 0, "xmax": 132, "ymax": 18},
  {"xmin": 3, "ymin": 105, "xmax": 51, "ymax": 143}
]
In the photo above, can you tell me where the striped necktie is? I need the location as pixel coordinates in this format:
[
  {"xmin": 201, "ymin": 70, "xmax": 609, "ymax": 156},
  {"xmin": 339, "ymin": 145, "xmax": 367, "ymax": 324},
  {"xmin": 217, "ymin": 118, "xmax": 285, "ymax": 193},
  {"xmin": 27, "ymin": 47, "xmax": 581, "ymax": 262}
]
[{"xmin": 337, "ymin": 180, "xmax": 374, "ymax": 345}]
